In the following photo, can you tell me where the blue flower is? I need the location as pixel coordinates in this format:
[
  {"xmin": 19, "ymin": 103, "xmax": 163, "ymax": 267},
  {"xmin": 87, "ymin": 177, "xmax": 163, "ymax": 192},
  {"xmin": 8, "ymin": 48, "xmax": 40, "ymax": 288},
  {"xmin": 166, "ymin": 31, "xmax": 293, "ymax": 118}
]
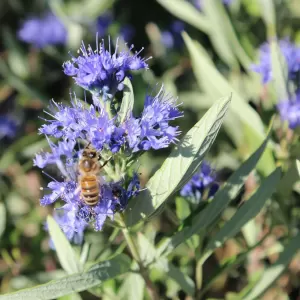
[
  {"xmin": 180, "ymin": 161, "xmax": 218, "ymax": 204},
  {"xmin": 63, "ymin": 38, "xmax": 150, "ymax": 99},
  {"xmin": 135, "ymin": 87, "xmax": 183, "ymax": 151},
  {"xmin": 96, "ymin": 12, "xmax": 113, "ymax": 37},
  {"xmin": 251, "ymin": 39, "xmax": 300, "ymax": 84},
  {"xmin": 0, "ymin": 115, "xmax": 18, "ymax": 139},
  {"xmin": 161, "ymin": 21, "xmax": 185, "ymax": 50},
  {"xmin": 18, "ymin": 12, "xmax": 67, "ymax": 48},
  {"xmin": 120, "ymin": 25, "xmax": 136, "ymax": 42},
  {"xmin": 277, "ymin": 91, "xmax": 300, "ymax": 129}
]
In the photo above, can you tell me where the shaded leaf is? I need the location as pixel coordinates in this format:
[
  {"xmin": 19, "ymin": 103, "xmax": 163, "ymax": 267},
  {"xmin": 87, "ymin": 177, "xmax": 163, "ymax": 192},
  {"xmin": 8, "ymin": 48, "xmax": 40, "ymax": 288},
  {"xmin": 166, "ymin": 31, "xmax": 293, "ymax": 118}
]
[
  {"xmin": 205, "ymin": 168, "xmax": 281, "ymax": 252},
  {"xmin": 244, "ymin": 232, "xmax": 300, "ymax": 300}
]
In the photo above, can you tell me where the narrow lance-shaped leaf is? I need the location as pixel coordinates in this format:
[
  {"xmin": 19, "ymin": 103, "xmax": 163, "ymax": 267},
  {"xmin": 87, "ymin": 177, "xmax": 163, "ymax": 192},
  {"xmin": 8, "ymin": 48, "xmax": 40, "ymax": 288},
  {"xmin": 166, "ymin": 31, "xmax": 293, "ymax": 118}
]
[
  {"xmin": 125, "ymin": 95, "xmax": 231, "ymax": 226},
  {"xmin": 182, "ymin": 32, "xmax": 265, "ymax": 141},
  {"xmin": 0, "ymin": 203, "xmax": 6, "ymax": 240},
  {"xmin": 118, "ymin": 77, "xmax": 134, "ymax": 124},
  {"xmin": 205, "ymin": 167, "xmax": 281, "ymax": 252},
  {"xmin": 270, "ymin": 39, "xmax": 289, "ymax": 103},
  {"xmin": 157, "ymin": 0, "xmax": 210, "ymax": 33},
  {"xmin": 0, "ymin": 254, "xmax": 131, "ymax": 300},
  {"xmin": 47, "ymin": 216, "xmax": 81, "ymax": 275},
  {"xmin": 244, "ymin": 232, "xmax": 300, "ymax": 300},
  {"xmin": 183, "ymin": 32, "xmax": 275, "ymax": 175},
  {"xmin": 157, "ymin": 127, "xmax": 272, "ymax": 257}
]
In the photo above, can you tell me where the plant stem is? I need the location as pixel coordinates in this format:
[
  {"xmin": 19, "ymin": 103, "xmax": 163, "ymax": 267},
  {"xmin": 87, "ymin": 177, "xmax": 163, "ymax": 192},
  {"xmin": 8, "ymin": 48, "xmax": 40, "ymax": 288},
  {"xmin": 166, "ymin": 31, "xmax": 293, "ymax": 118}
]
[{"xmin": 119, "ymin": 214, "xmax": 159, "ymax": 300}]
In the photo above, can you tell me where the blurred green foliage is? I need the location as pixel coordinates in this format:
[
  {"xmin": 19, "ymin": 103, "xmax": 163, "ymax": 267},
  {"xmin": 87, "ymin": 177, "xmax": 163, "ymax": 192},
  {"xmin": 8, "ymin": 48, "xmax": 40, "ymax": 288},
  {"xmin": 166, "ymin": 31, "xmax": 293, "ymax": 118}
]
[{"xmin": 0, "ymin": 0, "xmax": 300, "ymax": 299}]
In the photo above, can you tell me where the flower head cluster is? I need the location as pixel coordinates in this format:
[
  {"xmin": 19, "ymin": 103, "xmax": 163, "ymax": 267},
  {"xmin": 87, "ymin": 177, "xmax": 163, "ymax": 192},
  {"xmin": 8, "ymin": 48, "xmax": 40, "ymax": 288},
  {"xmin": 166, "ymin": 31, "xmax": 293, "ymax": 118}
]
[
  {"xmin": 63, "ymin": 39, "xmax": 149, "ymax": 99},
  {"xmin": 37, "ymin": 37, "xmax": 182, "ymax": 243},
  {"xmin": 18, "ymin": 12, "xmax": 67, "ymax": 48},
  {"xmin": 251, "ymin": 39, "xmax": 300, "ymax": 84},
  {"xmin": 161, "ymin": 21, "xmax": 185, "ymax": 50},
  {"xmin": 277, "ymin": 91, "xmax": 300, "ymax": 129},
  {"xmin": 180, "ymin": 161, "xmax": 218, "ymax": 204},
  {"xmin": 0, "ymin": 115, "xmax": 18, "ymax": 139}
]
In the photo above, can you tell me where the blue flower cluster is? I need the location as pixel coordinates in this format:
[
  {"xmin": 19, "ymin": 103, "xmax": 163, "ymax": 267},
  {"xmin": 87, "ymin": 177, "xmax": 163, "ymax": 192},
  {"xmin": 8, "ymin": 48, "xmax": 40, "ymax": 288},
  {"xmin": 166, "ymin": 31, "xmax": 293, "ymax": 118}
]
[
  {"xmin": 63, "ymin": 39, "xmax": 149, "ymax": 99},
  {"xmin": 251, "ymin": 39, "xmax": 300, "ymax": 129},
  {"xmin": 18, "ymin": 12, "xmax": 67, "ymax": 48},
  {"xmin": 0, "ymin": 115, "xmax": 18, "ymax": 139},
  {"xmin": 251, "ymin": 39, "xmax": 300, "ymax": 84},
  {"xmin": 36, "ymin": 37, "xmax": 183, "ymax": 242},
  {"xmin": 277, "ymin": 91, "xmax": 300, "ymax": 129},
  {"xmin": 180, "ymin": 161, "xmax": 218, "ymax": 204},
  {"xmin": 161, "ymin": 21, "xmax": 185, "ymax": 50}
]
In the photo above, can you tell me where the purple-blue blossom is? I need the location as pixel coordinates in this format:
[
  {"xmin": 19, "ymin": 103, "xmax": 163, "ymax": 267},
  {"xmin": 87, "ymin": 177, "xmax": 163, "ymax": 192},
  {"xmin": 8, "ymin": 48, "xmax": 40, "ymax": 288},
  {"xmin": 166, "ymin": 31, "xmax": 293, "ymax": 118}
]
[
  {"xmin": 277, "ymin": 91, "xmax": 300, "ymax": 129},
  {"xmin": 124, "ymin": 87, "xmax": 183, "ymax": 152},
  {"xmin": 251, "ymin": 39, "xmax": 300, "ymax": 84},
  {"xmin": 96, "ymin": 12, "xmax": 113, "ymax": 37},
  {"xmin": 0, "ymin": 115, "xmax": 18, "ymax": 139},
  {"xmin": 18, "ymin": 12, "xmax": 67, "ymax": 48},
  {"xmin": 161, "ymin": 21, "xmax": 185, "ymax": 50},
  {"xmin": 180, "ymin": 161, "xmax": 218, "ymax": 203},
  {"xmin": 63, "ymin": 38, "xmax": 149, "ymax": 99}
]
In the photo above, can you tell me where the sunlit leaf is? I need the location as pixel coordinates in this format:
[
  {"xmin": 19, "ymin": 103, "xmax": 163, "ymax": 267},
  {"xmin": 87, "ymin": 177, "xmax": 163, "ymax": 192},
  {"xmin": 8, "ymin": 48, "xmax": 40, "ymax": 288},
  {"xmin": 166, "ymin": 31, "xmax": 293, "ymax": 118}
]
[
  {"xmin": 157, "ymin": 129, "xmax": 271, "ymax": 257},
  {"xmin": 0, "ymin": 203, "xmax": 6, "ymax": 240},
  {"xmin": 125, "ymin": 95, "xmax": 231, "ymax": 226},
  {"xmin": 118, "ymin": 77, "xmax": 134, "ymax": 124},
  {"xmin": 47, "ymin": 216, "xmax": 81, "ymax": 275},
  {"xmin": 0, "ymin": 255, "xmax": 131, "ymax": 300},
  {"xmin": 157, "ymin": 0, "xmax": 210, "ymax": 33}
]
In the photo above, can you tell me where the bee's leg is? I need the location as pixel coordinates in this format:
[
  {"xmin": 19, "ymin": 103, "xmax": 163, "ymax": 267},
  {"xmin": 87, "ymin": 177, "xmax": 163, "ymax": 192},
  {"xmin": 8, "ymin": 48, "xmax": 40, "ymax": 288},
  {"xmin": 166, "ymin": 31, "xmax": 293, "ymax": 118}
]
[{"xmin": 100, "ymin": 156, "xmax": 112, "ymax": 167}]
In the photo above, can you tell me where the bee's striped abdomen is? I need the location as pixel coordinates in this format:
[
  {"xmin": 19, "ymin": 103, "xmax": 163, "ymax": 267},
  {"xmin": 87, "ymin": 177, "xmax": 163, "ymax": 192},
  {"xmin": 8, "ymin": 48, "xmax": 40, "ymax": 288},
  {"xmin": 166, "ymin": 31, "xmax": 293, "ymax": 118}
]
[{"xmin": 80, "ymin": 175, "xmax": 100, "ymax": 206}]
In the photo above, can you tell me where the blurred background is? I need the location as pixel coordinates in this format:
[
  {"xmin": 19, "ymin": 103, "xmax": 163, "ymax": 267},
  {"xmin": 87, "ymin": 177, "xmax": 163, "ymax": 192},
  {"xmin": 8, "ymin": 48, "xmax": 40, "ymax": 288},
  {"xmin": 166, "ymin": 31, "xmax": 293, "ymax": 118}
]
[{"xmin": 0, "ymin": 0, "xmax": 300, "ymax": 299}]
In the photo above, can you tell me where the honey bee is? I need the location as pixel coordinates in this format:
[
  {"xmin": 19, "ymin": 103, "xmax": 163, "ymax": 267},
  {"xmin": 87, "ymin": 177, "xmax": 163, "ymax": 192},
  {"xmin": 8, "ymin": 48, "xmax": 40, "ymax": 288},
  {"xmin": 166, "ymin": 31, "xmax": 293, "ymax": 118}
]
[{"xmin": 78, "ymin": 143, "xmax": 111, "ymax": 206}]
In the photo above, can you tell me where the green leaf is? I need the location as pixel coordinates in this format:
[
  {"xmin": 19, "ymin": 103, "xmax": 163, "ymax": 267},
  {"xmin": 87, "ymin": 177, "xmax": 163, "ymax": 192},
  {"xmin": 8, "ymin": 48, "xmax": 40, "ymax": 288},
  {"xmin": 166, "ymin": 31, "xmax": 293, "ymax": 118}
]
[
  {"xmin": 157, "ymin": 0, "xmax": 210, "ymax": 33},
  {"xmin": 270, "ymin": 39, "xmax": 289, "ymax": 102},
  {"xmin": 175, "ymin": 197, "xmax": 191, "ymax": 220},
  {"xmin": 47, "ymin": 216, "xmax": 81, "ymax": 275},
  {"xmin": 182, "ymin": 32, "xmax": 265, "ymax": 142},
  {"xmin": 202, "ymin": 0, "xmax": 238, "ymax": 66},
  {"xmin": 0, "ymin": 254, "xmax": 131, "ymax": 300},
  {"xmin": 167, "ymin": 264, "xmax": 195, "ymax": 296},
  {"xmin": 205, "ymin": 167, "xmax": 281, "ymax": 252},
  {"xmin": 297, "ymin": 160, "xmax": 300, "ymax": 177},
  {"xmin": 0, "ymin": 203, "xmax": 6, "ymax": 240},
  {"xmin": 118, "ymin": 272, "xmax": 145, "ymax": 300},
  {"xmin": 244, "ymin": 233, "xmax": 300, "ymax": 300},
  {"xmin": 125, "ymin": 95, "xmax": 231, "ymax": 226},
  {"xmin": 118, "ymin": 77, "xmax": 134, "ymax": 124},
  {"xmin": 157, "ymin": 129, "xmax": 271, "ymax": 257},
  {"xmin": 183, "ymin": 32, "xmax": 275, "ymax": 175},
  {"xmin": 259, "ymin": 0, "xmax": 276, "ymax": 37}
]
